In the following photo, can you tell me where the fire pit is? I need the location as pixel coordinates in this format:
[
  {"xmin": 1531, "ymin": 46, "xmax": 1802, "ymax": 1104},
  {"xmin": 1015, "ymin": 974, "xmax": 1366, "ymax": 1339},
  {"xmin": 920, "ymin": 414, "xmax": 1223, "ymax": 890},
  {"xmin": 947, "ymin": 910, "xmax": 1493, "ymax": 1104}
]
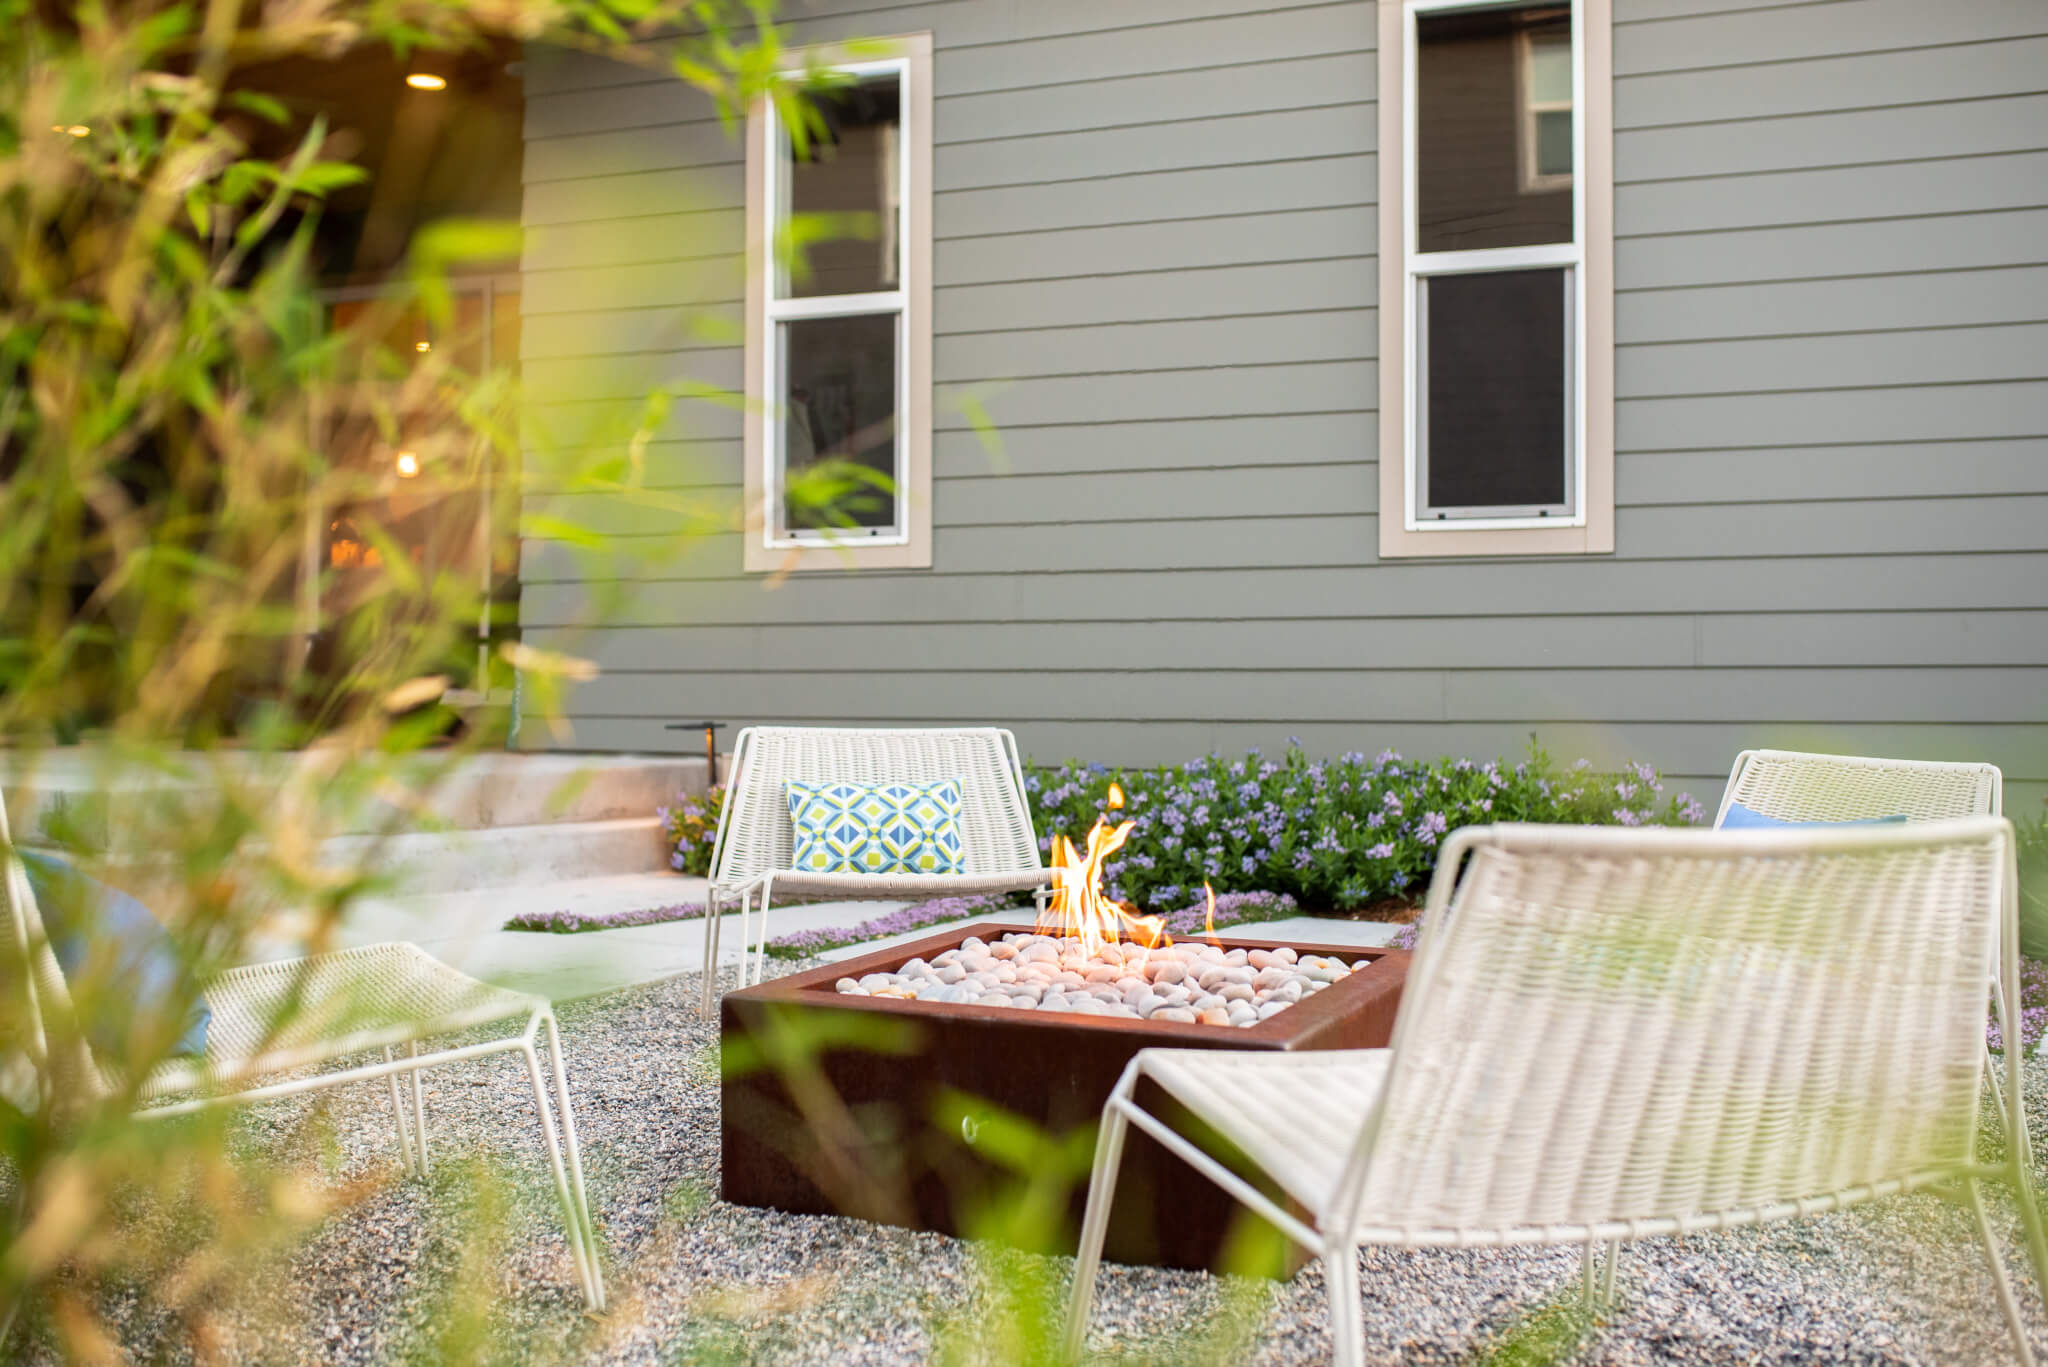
[
  {"xmin": 720, "ymin": 786, "xmax": 1410, "ymax": 1271},
  {"xmin": 720, "ymin": 923, "xmax": 1408, "ymax": 1271}
]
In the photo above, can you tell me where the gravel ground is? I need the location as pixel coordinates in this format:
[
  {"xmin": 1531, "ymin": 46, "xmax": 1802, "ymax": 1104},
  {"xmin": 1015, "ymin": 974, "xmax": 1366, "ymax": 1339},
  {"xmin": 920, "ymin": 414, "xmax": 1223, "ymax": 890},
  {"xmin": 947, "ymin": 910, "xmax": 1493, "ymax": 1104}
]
[{"xmin": 21, "ymin": 961, "xmax": 2048, "ymax": 1365}]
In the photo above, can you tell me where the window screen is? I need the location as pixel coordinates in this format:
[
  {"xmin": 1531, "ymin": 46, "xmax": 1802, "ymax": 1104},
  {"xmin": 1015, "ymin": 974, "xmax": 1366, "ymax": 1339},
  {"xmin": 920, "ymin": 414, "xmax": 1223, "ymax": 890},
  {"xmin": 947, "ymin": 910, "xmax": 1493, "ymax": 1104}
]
[
  {"xmin": 1419, "ymin": 267, "xmax": 1570, "ymax": 517},
  {"xmin": 779, "ymin": 313, "xmax": 899, "ymax": 532}
]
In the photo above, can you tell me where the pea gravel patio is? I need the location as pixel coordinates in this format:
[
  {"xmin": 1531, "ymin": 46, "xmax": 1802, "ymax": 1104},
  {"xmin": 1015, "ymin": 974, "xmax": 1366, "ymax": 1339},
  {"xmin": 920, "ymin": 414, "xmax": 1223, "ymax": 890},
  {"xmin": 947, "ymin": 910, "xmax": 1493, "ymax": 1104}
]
[{"xmin": 36, "ymin": 960, "xmax": 2048, "ymax": 1366}]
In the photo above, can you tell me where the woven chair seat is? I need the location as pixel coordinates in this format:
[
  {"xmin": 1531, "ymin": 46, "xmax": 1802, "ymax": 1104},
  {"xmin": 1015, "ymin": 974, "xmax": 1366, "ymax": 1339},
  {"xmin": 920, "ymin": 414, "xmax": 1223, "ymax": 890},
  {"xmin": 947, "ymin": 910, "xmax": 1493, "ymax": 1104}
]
[
  {"xmin": 1139, "ymin": 1047, "xmax": 1392, "ymax": 1216},
  {"xmin": 143, "ymin": 942, "xmax": 542, "ymax": 1100},
  {"xmin": 718, "ymin": 867, "xmax": 1052, "ymax": 900}
]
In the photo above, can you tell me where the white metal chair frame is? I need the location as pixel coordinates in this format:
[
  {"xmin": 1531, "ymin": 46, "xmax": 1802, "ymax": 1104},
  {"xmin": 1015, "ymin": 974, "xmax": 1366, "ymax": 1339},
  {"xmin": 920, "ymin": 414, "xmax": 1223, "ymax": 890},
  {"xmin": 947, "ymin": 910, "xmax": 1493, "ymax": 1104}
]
[
  {"xmin": 1067, "ymin": 819, "xmax": 2048, "ymax": 1366},
  {"xmin": 698, "ymin": 726, "xmax": 1053, "ymax": 1014},
  {"xmin": 0, "ymin": 799, "xmax": 606, "ymax": 1311}
]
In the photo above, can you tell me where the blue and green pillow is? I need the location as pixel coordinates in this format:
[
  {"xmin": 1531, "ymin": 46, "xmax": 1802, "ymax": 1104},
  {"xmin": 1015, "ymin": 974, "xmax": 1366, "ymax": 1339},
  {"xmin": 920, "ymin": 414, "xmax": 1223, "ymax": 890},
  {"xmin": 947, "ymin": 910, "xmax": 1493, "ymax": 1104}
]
[{"xmin": 786, "ymin": 778, "xmax": 967, "ymax": 875}]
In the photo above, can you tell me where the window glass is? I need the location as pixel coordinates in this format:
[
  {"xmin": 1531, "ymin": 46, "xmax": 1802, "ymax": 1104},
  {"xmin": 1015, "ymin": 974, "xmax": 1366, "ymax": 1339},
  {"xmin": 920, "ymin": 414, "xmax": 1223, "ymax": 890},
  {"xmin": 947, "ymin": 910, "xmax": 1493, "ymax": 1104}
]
[
  {"xmin": 1416, "ymin": 5, "xmax": 1573, "ymax": 252},
  {"xmin": 779, "ymin": 312, "xmax": 899, "ymax": 532},
  {"xmin": 1421, "ymin": 267, "xmax": 1569, "ymax": 514},
  {"xmin": 779, "ymin": 74, "xmax": 901, "ymax": 299}
]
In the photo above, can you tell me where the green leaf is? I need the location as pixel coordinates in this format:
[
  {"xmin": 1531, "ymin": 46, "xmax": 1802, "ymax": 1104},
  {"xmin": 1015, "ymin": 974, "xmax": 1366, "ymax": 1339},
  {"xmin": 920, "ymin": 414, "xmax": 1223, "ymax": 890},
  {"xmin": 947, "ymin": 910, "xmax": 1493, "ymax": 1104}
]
[
  {"xmin": 226, "ymin": 90, "xmax": 290, "ymax": 125},
  {"xmin": 292, "ymin": 161, "xmax": 369, "ymax": 195}
]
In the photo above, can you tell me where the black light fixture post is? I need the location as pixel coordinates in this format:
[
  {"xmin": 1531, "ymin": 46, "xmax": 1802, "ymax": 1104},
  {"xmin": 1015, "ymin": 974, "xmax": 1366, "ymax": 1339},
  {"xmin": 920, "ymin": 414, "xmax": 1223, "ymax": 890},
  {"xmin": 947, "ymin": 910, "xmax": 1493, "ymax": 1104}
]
[{"xmin": 665, "ymin": 720, "xmax": 727, "ymax": 786}]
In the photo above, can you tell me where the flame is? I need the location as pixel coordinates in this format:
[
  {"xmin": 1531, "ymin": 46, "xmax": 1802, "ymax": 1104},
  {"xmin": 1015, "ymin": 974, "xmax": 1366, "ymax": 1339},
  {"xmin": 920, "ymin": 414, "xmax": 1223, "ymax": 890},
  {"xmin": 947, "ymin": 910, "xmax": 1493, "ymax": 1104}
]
[
  {"xmin": 1037, "ymin": 779, "xmax": 1170, "ymax": 957},
  {"xmin": 1203, "ymin": 881, "xmax": 1219, "ymax": 945}
]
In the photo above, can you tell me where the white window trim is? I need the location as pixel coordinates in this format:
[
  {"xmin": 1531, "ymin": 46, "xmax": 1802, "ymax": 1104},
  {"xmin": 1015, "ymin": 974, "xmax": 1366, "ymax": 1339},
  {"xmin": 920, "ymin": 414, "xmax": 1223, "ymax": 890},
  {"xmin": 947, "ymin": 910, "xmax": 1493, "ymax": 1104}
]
[
  {"xmin": 743, "ymin": 33, "xmax": 934, "ymax": 574},
  {"xmin": 1517, "ymin": 27, "xmax": 1574, "ymax": 194},
  {"xmin": 1377, "ymin": 0, "xmax": 1613, "ymax": 559}
]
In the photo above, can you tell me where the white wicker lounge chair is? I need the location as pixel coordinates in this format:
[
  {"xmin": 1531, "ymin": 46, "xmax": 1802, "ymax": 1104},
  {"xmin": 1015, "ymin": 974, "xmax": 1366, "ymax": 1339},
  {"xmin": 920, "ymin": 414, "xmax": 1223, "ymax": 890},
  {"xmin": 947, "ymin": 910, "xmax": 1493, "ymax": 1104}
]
[
  {"xmin": 1066, "ymin": 819, "xmax": 2048, "ymax": 1366},
  {"xmin": 0, "ymin": 798, "xmax": 606, "ymax": 1311},
  {"xmin": 1717, "ymin": 747, "xmax": 2001, "ymax": 826},
  {"xmin": 699, "ymin": 726, "xmax": 1052, "ymax": 1014},
  {"xmin": 1718, "ymin": 748, "xmax": 2014, "ymax": 1124}
]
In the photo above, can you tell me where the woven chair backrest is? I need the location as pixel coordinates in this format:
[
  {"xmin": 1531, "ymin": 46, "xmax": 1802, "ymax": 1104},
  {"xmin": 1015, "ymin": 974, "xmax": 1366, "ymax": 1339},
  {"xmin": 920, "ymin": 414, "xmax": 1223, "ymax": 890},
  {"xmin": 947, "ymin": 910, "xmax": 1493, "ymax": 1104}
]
[
  {"xmin": 709, "ymin": 727, "xmax": 1042, "ymax": 886},
  {"xmin": 1344, "ymin": 819, "xmax": 2008, "ymax": 1241},
  {"xmin": 1720, "ymin": 749, "xmax": 2000, "ymax": 825},
  {"xmin": 0, "ymin": 789, "xmax": 99, "ymax": 1097}
]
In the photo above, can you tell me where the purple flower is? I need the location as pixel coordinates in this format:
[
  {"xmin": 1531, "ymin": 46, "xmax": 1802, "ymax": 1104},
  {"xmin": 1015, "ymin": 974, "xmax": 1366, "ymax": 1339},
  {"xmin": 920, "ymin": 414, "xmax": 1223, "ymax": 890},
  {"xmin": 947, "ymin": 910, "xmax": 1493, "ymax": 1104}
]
[
  {"xmin": 1366, "ymin": 842, "xmax": 1394, "ymax": 859},
  {"xmin": 506, "ymin": 902, "xmax": 706, "ymax": 934},
  {"xmin": 1415, "ymin": 811, "xmax": 1448, "ymax": 846}
]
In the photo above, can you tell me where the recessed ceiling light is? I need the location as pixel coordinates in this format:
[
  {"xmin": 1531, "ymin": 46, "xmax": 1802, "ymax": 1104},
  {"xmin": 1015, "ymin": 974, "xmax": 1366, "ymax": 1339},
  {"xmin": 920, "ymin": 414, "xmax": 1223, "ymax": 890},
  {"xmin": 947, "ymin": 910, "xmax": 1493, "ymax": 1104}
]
[{"xmin": 405, "ymin": 73, "xmax": 447, "ymax": 91}]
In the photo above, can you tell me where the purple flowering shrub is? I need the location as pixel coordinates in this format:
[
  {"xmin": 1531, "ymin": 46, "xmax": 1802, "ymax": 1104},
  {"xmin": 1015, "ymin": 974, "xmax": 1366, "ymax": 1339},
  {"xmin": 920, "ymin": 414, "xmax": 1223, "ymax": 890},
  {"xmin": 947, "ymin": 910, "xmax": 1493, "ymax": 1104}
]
[
  {"xmin": 1026, "ymin": 739, "xmax": 1703, "ymax": 914},
  {"xmin": 658, "ymin": 784, "xmax": 725, "ymax": 876}
]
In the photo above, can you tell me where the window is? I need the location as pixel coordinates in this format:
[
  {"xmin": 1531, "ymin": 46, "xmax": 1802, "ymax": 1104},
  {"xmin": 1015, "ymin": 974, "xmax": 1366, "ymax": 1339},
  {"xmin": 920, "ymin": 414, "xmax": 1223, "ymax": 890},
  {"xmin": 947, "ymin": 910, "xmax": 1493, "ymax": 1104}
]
[
  {"xmin": 1377, "ymin": 0, "xmax": 1613, "ymax": 557},
  {"xmin": 744, "ymin": 35, "xmax": 933, "ymax": 573},
  {"xmin": 1519, "ymin": 27, "xmax": 1573, "ymax": 192}
]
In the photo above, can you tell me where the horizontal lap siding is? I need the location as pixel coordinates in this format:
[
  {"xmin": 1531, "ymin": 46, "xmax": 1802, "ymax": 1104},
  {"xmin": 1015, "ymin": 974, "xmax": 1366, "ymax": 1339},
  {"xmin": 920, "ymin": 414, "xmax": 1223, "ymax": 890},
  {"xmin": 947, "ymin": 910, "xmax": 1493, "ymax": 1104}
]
[{"xmin": 519, "ymin": 0, "xmax": 2048, "ymax": 804}]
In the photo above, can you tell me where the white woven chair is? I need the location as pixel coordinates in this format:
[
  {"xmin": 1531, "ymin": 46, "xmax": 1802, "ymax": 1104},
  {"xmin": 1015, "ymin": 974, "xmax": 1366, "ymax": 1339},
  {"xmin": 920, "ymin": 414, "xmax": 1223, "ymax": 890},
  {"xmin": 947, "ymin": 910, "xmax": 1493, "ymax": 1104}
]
[
  {"xmin": 1718, "ymin": 747, "xmax": 2001, "ymax": 826},
  {"xmin": 1718, "ymin": 748, "xmax": 2015, "ymax": 1124},
  {"xmin": 1066, "ymin": 819, "xmax": 2048, "ymax": 1366},
  {"xmin": 0, "ymin": 797, "xmax": 606, "ymax": 1311},
  {"xmin": 699, "ymin": 726, "xmax": 1052, "ymax": 1014}
]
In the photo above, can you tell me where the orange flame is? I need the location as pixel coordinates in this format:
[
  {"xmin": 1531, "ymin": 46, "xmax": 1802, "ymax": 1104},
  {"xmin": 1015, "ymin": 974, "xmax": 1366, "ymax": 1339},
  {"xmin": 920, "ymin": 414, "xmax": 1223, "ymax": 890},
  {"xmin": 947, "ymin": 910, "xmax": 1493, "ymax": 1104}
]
[
  {"xmin": 1203, "ymin": 881, "xmax": 1219, "ymax": 945},
  {"xmin": 1037, "ymin": 780, "xmax": 1170, "ymax": 957}
]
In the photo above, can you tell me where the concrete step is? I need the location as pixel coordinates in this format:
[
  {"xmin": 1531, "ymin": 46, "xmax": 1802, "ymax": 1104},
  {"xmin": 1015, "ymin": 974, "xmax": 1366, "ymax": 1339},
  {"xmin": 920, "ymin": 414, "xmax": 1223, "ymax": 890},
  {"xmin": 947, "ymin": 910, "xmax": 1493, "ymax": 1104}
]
[
  {"xmin": 317, "ymin": 816, "xmax": 671, "ymax": 895},
  {"xmin": 2, "ymin": 749, "xmax": 708, "ymax": 844}
]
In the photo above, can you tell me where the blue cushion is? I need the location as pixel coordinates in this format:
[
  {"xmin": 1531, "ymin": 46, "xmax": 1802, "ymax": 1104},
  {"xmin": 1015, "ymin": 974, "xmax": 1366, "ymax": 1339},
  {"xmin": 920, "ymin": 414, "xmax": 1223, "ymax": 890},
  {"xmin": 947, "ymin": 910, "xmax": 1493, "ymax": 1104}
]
[
  {"xmin": 786, "ymin": 778, "xmax": 966, "ymax": 875},
  {"xmin": 1720, "ymin": 801, "xmax": 1909, "ymax": 830},
  {"xmin": 19, "ymin": 850, "xmax": 210, "ymax": 1058}
]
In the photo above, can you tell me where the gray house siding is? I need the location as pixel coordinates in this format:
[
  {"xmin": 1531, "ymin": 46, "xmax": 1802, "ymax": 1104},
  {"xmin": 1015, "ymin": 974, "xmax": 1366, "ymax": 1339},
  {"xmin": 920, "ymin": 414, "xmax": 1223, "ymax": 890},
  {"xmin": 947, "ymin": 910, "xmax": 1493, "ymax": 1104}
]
[{"xmin": 517, "ymin": 0, "xmax": 2048, "ymax": 811}]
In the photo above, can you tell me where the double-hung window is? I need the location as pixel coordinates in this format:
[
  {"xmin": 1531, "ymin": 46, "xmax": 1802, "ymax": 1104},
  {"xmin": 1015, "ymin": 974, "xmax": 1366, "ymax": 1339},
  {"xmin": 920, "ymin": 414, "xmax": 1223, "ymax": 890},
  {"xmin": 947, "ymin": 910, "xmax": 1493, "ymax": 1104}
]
[
  {"xmin": 1377, "ymin": 0, "xmax": 1613, "ymax": 557},
  {"xmin": 744, "ymin": 35, "xmax": 933, "ymax": 572}
]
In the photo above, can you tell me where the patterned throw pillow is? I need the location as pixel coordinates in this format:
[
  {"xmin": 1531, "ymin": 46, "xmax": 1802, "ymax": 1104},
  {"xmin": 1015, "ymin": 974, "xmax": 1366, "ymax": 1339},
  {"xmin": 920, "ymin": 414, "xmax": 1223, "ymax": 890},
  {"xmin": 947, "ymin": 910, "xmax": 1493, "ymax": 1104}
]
[{"xmin": 786, "ymin": 778, "xmax": 967, "ymax": 875}]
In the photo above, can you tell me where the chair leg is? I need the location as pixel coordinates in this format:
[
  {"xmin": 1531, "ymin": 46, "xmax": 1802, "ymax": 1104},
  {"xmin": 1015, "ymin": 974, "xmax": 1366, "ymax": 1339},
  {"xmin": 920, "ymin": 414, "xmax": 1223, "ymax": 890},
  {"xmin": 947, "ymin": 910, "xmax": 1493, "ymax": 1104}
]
[
  {"xmin": 1987, "ymin": 1042, "xmax": 2011, "ymax": 1133},
  {"xmin": 408, "ymin": 1041, "xmax": 429, "ymax": 1176},
  {"xmin": 734, "ymin": 886, "xmax": 751, "ymax": 993},
  {"xmin": 700, "ymin": 888, "xmax": 722, "ymax": 1017},
  {"xmin": 1970, "ymin": 1177, "xmax": 2041, "ymax": 1367},
  {"xmin": 1324, "ymin": 1245, "xmax": 1365, "ymax": 1367},
  {"xmin": 1999, "ymin": 1038, "xmax": 2048, "ymax": 1305},
  {"xmin": 753, "ymin": 878, "xmax": 775, "ymax": 988},
  {"xmin": 1579, "ymin": 1239, "xmax": 1622, "ymax": 1312},
  {"xmin": 521, "ymin": 1040, "xmax": 601, "ymax": 1310},
  {"xmin": 383, "ymin": 1046, "xmax": 418, "ymax": 1174},
  {"xmin": 543, "ymin": 1015, "xmax": 606, "ymax": 1311},
  {"xmin": 1065, "ymin": 1072, "xmax": 1137, "ymax": 1362}
]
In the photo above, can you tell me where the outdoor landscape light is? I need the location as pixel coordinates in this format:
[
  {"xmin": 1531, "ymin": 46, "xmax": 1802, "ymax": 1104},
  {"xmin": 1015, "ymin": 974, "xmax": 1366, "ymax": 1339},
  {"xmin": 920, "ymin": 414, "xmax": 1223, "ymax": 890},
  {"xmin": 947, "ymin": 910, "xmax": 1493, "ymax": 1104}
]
[
  {"xmin": 54, "ymin": 124, "xmax": 89, "ymax": 137},
  {"xmin": 405, "ymin": 72, "xmax": 447, "ymax": 91},
  {"xmin": 394, "ymin": 450, "xmax": 422, "ymax": 478},
  {"xmin": 415, "ymin": 340, "xmax": 431, "ymax": 352}
]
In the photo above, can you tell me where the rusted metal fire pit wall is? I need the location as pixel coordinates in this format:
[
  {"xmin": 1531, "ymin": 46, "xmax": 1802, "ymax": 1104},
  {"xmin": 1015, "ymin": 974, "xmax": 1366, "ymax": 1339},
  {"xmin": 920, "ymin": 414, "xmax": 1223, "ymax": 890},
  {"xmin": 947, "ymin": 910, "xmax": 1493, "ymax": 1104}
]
[{"xmin": 720, "ymin": 922, "xmax": 1410, "ymax": 1273}]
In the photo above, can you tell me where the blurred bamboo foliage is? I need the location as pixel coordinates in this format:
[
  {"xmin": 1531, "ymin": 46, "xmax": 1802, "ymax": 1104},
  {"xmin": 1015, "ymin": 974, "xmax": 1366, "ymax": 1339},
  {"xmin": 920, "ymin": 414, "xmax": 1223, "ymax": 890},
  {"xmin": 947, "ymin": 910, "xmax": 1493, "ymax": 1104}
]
[{"xmin": 0, "ymin": 0, "xmax": 841, "ymax": 1355}]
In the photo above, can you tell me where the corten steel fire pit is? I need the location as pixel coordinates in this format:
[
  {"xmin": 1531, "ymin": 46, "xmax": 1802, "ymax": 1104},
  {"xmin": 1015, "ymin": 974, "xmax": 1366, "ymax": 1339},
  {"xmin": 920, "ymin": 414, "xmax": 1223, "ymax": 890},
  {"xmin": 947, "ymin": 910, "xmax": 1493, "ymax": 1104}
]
[{"xmin": 720, "ymin": 921, "xmax": 1410, "ymax": 1273}]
